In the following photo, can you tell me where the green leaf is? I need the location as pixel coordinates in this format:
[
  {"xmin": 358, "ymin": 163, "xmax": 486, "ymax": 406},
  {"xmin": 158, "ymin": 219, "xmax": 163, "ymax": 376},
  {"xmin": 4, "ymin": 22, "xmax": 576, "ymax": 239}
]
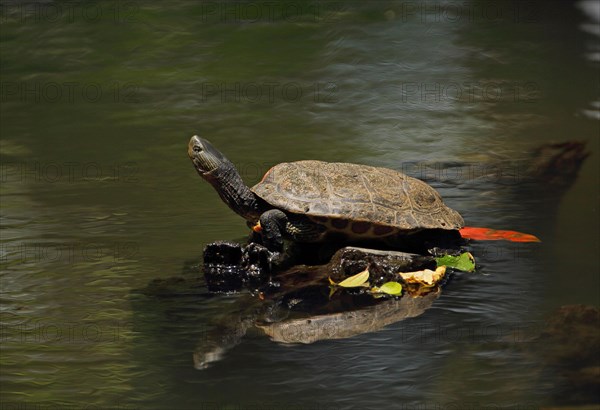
[
  {"xmin": 370, "ymin": 289, "xmax": 386, "ymax": 299},
  {"xmin": 378, "ymin": 281, "xmax": 403, "ymax": 295},
  {"xmin": 337, "ymin": 268, "xmax": 370, "ymax": 288},
  {"xmin": 435, "ymin": 252, "xmax": 476, "ymax": 272}
]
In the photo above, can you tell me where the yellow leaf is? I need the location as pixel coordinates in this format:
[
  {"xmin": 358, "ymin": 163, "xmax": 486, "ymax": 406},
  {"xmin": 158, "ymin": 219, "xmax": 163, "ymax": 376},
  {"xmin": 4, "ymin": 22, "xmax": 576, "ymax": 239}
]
[
  {"xmin": 337, "ymin": 268, "xmax": 370, "ymax": 288},
  {"xmin": 399, "ymin": 266, "xmax": 446, "ymax": 286}
]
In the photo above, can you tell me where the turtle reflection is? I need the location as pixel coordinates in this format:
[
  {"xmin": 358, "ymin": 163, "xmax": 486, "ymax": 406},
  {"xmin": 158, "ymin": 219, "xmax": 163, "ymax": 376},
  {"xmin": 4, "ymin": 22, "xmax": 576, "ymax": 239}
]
[{"xmin": 195, "ymin": 245, "xmax": 444, "ymax": 369}]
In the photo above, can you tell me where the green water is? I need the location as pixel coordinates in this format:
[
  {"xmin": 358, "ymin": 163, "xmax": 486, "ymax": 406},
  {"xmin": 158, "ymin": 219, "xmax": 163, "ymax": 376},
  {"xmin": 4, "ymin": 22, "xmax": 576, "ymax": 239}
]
[{"xmin": 1, "ymin": 1, "xmax": 599, "ymax": 409}]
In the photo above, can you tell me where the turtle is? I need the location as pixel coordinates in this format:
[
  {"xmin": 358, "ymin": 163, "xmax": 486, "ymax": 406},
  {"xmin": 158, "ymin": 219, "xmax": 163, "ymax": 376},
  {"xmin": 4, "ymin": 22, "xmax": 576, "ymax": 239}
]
[{"xmin": 188, "ymin": 135, "xmax": 464, "ymax": 254}]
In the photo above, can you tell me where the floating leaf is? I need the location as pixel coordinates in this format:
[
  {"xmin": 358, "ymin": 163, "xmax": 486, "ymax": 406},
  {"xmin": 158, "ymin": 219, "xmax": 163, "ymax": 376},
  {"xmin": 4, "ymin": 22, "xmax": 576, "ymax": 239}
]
[
  {"xmin": 399, "ymin": 266, "xmax": 446, "ymax": 286},
  {"xmin": 378, "ymin": 281, "xmax": 403, "ymax": 295},
  {"xmin": 435, "ymin": 252, "xmax": 476, "ymax": 272},
  {"xmin": 460, "ymin": 226, "xmax": 541, "ymax": 243},
  {"xmin": 337, "ymin": 268, "xmax": 370, "ymax": 288}
]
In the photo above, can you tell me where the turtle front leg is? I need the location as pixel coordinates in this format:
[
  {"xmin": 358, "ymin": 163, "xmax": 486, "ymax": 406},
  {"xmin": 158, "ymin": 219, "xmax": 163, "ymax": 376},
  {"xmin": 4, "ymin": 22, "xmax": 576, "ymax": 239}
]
[
  {"xmin": 258, "ymin": 209, "xmax": 288, "ymax": 252},
  {"xmin": 257, "ymin": 210, "xmax": 325, "ymax": 252}
]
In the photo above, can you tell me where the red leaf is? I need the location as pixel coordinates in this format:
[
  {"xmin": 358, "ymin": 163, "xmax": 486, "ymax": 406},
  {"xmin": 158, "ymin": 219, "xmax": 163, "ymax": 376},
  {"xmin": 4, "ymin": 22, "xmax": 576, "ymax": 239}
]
[{"xmin": 459, "ymin": 226, "xmax": 541, "ymax": 243}]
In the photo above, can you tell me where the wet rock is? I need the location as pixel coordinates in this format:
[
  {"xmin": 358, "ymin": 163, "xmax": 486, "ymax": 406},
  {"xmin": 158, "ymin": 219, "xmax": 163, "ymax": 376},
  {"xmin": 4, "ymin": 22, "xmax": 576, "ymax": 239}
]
[
  {"xmin": 329, "ymin": 246, "xmax": 436, "ymax": 284},
  {"xmin": 533, "ymin": 304, "xmax": 600, "ymax": 406},
  {"xmin": 526, "ymin": 141, "xmax": 589, "ymax": 189},
  {"xmin": 203, "ymin": 241, "xmax": 245, "ymax": 292},
  {"xmin": 203, "ymin": 241, "xmax": 272, "ymax": 292},
  {"xmin": 203, "ymin": 241, "xmax": 439, "ymax": 296},
  {"xmin": 241, "ymin": 242, "xmax": 271, "ymax": 290}
]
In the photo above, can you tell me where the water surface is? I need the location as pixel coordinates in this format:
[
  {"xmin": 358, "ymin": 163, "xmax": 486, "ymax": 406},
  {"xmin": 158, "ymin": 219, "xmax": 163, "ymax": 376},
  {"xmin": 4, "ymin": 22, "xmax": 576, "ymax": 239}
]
[{"xmin": 1, "ymin": 1, "xmax": 599, "ymax": 408}]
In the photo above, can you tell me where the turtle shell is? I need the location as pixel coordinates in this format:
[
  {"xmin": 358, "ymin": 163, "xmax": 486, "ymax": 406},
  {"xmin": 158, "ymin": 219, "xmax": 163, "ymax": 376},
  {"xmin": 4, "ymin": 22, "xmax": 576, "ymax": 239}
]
[{"xmin": 252, "ymin": 161, "xmax": 464, "ymax": 236}]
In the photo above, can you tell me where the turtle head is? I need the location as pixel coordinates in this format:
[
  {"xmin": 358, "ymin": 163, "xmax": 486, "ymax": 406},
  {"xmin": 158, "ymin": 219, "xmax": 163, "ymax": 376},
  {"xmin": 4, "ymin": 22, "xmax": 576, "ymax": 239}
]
[
  {"xmin": 188, "ymin": 135, "xmax": 229, "ymax": 175},
  {"xmin": 188, "ymin": 135, "xmax": 263, "ymax": 221}
]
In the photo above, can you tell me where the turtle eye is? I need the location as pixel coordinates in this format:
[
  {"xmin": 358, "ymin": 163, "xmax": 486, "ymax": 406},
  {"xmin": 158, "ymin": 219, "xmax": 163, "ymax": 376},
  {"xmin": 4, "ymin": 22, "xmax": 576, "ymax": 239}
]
[{"xmin": 193, "ymin": 146, "xmax": 202, "ymax": 153}]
